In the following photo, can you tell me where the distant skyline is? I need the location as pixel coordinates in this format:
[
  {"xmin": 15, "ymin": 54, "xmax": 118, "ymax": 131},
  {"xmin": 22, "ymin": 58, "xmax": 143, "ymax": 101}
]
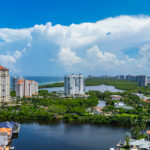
[{"xmin": 1, "ymin": 0, "xmax": 150, "ymax": 76}]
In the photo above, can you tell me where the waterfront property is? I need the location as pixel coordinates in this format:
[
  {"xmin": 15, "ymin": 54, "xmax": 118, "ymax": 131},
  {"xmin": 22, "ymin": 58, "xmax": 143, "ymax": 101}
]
[
  {"xmin": 93, "ymin": 107, "xmax": 103, "ymax": 115},
  {"xmin": 114, "ymin": 130, "xmax": 150, "ymax": 150},
  {"xmin": 64, "ymin": 74, "xmax": 85, "ymax": 96},
  {"xmin": 0, "ymin": 66, "xmax": 10, "ymax": 102},
  {"xmin": 129, "ymin": 139, "xmax": 150, "ymax": 150},
  {"xmin": 93, "ymin": 101, "xmax": 106, "ymax": 115},
  {"xmin": 0, "ymin": 122, "xmax": 20, "ymax": 150},
  {"xmin": 0, "ymin": 122, "xmax": 20, "ymax": 134},
  {"xmin": 16, "ymin": 79, "xmax": 38, "ymax": 98}
]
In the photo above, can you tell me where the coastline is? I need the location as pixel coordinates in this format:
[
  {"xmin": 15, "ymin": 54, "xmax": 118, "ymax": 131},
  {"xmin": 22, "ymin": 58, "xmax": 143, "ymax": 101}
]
[
  {"xmin": 38, "ymin": 78, "xmax": 139, "ymax": 91},
  {"xmin": 38, "ymin": 80, "xmax": 64, "ymax": 86}
]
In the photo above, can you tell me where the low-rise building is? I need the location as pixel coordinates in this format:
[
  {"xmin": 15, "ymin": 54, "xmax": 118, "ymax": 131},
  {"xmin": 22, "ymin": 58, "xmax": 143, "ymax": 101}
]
[
  {"xmin": 93, "ymin": 100, "xmax": 106, "ymax": 115},
  {"xmin": 93, "ymin": 107, "xmax": 103, "ymax": 115},
  {"xmin": 111, "ymin": 95, "xmax": 122, "ymax": 101},
  {"xmin": 114, "ymin": 102, "xmax": 133, "ymax": 110},
  {"xmin": 129, "ymin": 139, "xmax": 150, "ymax": 150},
  {"xmin": 16, "ymin": 80, "xmax": 38, "ymax": 98}
]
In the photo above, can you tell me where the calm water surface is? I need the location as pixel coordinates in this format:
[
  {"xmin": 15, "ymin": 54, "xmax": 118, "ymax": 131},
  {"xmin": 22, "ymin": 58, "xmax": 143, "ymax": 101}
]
[
  {"xmin": 10, "ymin": 77, "xmax": 125, "ymax": 149},
  {"xmin": 12, "ymin": 122, "xmax": 129, "ymax": 150}
]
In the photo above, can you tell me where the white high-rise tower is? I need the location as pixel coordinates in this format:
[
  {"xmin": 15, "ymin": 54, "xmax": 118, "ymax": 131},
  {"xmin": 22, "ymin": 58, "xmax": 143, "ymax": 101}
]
[
  {"xmin": 64, "ymin": 74, "xmax": 85, "ymax": 96},
  {"xmin": 0, "ymin": 66, "xmax": 10, "ymax": 101}
]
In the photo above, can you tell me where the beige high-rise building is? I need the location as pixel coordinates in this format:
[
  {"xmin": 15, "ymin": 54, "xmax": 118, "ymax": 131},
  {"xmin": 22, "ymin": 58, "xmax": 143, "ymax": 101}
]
[
  {"xmin": 0, "ymin": 66, "xmax": 10, "ymax": 102},
  {"xmin": 16, "ymin": 79, "xmax": 38, "ymax": 98}
]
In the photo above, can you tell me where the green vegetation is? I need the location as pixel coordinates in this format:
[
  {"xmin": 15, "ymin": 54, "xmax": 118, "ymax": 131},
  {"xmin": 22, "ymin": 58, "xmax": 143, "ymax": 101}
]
[
  {"xmin": 10, "ymin": 91, "xmax": 16, "ymax": 97},
  {"xmin": 7, "ymin": 80, "xmax": 150, "ymax": 141},
  {"xmin": 39, "ymin": 82, "xmax": 64, "ymax": 89},
  {"xmin": 39, "ymin": 77, "xmax": 150, "ymax": 94},
  {"xmin": 1, "ymin": 91, "xmax": 98, "ymax": 121},
  {"xmin": 2, "ymin": 89, "xmax": 149, "ymax": 129},
  {"xmin": 7, "ymin": 79, "xmax": 150, "ymax": 142},
  {"xmin": 85, "ymin": 78, "xmax": 139, "ymax": 90},
  {"xmin": 6, "ymin": 77, "xmax": 150, "ymax": 148},
  {"xmin": 39, "ymin": 77, "xmax": 139, "ymax": 90}
]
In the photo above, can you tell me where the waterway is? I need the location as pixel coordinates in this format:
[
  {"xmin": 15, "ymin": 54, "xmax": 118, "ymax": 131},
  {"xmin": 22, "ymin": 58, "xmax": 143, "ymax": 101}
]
[
  {"xmin": 44, "ymin": 84, "xmax": 123, "ymax": 93},
  {"xmin": 10, "ymin": 77, "xmax": 125, "ymax": 149},
  {"xmin": 12, "ymin": 122, "xmax": 129, "ymax": 150}
]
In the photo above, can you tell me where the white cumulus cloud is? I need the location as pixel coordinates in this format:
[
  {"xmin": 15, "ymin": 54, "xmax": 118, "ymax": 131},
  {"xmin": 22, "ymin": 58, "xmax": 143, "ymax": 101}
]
[{"xmin": 1, "ymin": 15, "xmax": 150, "ymax": 75}]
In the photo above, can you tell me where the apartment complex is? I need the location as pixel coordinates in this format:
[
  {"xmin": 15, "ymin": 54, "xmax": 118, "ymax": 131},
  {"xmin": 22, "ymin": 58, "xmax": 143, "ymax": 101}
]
[
  {"xmin": 16, "ymin": 80, "xmax": 38, "ymax": 98},
  {"xmin": 100, "ymin": 74, "xmax": 148, "ymax": 87},
  {"xmin": 64, "ymin": 74, "xmax": 85, "ymax": 96},
  {"xmin": 0, "ymin": 66, "xmax": 10, "ymax": 102}
]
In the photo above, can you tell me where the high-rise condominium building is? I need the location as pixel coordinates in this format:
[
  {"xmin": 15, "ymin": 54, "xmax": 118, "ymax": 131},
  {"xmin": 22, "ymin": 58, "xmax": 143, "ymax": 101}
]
[
  {"xmin": 16, "ymin": 80, "xmax": 38, "ymax": 98},
  {"xmin": 12, "ymin": 76, "xmax": 24, "ymax": 91},
  {"xmin": 64, "ymin": 74, "xmax": 85, "ymax": 96},
  {"xmin": 136, "ymin": 75, "xmax": 147, "ymax": 87},
  {"xmin": 0, "ymin": 66, "xmax": 10, "ymax": 101}
]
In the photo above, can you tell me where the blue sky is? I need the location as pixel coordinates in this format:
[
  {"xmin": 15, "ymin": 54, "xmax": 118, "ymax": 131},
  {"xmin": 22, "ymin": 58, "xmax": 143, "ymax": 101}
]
[
  {"xmin": 1, "ymin": 0, "xmax": 150, "ymax": 76},
  {"xmin": 1, "ymin": 0, "xmax": 150, "ymax": 28}
]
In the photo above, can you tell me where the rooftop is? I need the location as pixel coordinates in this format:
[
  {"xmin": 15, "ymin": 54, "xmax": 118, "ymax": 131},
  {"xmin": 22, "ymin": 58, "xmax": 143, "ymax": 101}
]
[
  {"xmin": 0, "ymin": 66, "xmax": 9, "ymax": 71},
  {"xmin": 16, "ymin": 79, "xmax": 38, "ymax": 85},
  {"xmin": 94, "ymin": 107, "xmax": 103, "ymax": 113},
  {"xmin": 143, "ymin": 99, "xmax": 150, "ymax": 103},
  {"xmin": 111, "ymin": 95, "xmax": 122, "ymax": 98},
  {"xmin": 114, "ymin": 102, "xmax": 133, "ymax": 110},
  {"xmin": 16, "ymin": 80, "xmax": 24, "ymax": 84}
]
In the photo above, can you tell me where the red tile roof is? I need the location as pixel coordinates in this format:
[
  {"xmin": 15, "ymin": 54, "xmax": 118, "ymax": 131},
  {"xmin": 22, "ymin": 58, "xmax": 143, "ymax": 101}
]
[
  {"xmin": 0, "ymin": 66, "xmax": 9, "ymax": 71},
  {"xmin": 16, "ymin": 80, "xmax": 24, "ymax": 84},
  {"xmin": 28, "ymin": 80, "xmax": 32, "ymax": 84},
  {"xmin": 143, "ymin": 99, "xmax": 150, "ymax": 103},
  {"xmin": 94, "ymin": 107, "xmax": 103, "ymax": 113}
]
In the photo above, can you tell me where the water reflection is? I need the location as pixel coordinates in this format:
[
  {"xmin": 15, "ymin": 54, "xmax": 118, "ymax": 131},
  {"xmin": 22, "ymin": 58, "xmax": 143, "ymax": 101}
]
[{"xmin": 11, "ymin": 122, "xmax": 129, "ymax": 150}]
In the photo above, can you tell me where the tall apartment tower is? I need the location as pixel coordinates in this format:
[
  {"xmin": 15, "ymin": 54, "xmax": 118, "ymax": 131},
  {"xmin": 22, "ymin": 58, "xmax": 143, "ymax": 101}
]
[
  {"xmin": 0, "ymin": 66, "xmax": 10, "ymax": 101},
  {"xmin": 64, "ymin": 74, "xmax": 85, "ymax": 96},
  {"xmin": 12, "ymin": 76, "xmax": 24, "ymax": 91},
  {"xmin": 136, "ymin": 75, "xmax": 147, "ymax": 87}
]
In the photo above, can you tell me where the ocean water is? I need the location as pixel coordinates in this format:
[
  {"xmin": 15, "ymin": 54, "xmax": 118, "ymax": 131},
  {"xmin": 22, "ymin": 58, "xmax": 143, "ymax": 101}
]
[{"xmin": 11, "ymin": 76, "xmax": 64, "ymax": 86}]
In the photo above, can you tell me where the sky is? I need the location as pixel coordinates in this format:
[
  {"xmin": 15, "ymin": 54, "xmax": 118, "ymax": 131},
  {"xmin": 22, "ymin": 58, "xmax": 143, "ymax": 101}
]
[{"xmin": 1, "ymin": 0, "xmax": 150, "ymax": 76}]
